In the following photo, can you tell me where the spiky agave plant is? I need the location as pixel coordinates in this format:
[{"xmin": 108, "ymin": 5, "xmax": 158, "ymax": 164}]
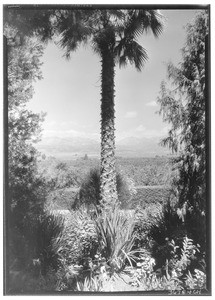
[{"xmin": 95, "ymin": 206, "xmax": 143, "ymax": 274}]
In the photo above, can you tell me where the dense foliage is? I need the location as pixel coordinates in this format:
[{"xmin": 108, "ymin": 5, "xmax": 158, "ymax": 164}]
[
  {"xmin": 6, "ymin": 23, "xmax": 44, "ymax": 240},
  {"xmin": 157, "ymin": 10, "xmax": 208, "ymax": 250},
  {"xmin": 5, "ymin": 24, "xmax": 65, "ymax": 293}
]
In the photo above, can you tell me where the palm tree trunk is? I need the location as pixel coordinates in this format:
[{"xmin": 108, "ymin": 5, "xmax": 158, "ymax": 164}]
[{"xmin": 100, "ymin": 47, "xmax": 118, "ymax": 209}]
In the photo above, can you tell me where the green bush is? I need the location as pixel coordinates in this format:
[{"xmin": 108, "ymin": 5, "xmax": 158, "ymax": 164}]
[
  {"xmin": 8, "ymin": 149, "xmax": 49, "ymax": 274},
  {"xmin": 8, "ymin": 207, "xmax": 97, "ymax": 293},
  {"xmin": 133, "ymin": 203, "xmax": 163, "ymax": 250},
  {"xmin": 59, "ymin": 206, "xmax": 98, "ymax": 263},
  {"xmin": 129, "ymin": 237, "xmax": 206, "ymax": 291},
  {"xmin": 75, "ymin": 236, "xmax": 206, "ymax": 292},
  {"xmin": 145, "ymin": 199, "xmax": 186, "ymax": 270},
  {"xmin": 165, "ymin": 237, "xmax": 200, "ymax": 278},
  {"xmin": 34, "ymin": 213, "xmax": 65, "ymax": 275},
  {"xmin": 7, "ymin": 211, "xmax": 65, "ymax": 293}
]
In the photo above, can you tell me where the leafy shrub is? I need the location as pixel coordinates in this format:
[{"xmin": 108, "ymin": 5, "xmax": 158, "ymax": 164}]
[
  {"xmin": 9, "ymin": 207, "xmax": 99, "ymax": 293},
  {"xmin": 7, "ymin": 212, "xmax": 65, "ymax": 293},
  {"xmin": 74, "ymin": 236, "xmax": 206, "ymax": 292},
  {"xmin": 185, "ymin": 269, "xmax": 206, "ymax": 289},
  {"xmin": 129, "ymin": 237, "xmax": 206, "ymax": 291},
  {"xmin": 164, "ymin": 237, "xmax": 200, "ymax": 278},
  {"xmin": 133, "ymin": 203, "xmax": 163, "ymax": 249},
  {"xmin": 146, "ymin": 199, "xmax": 186, "ymax": 269},
  {"xmin": 55, "ymin": 206, "xmax": 99, "ymax": 283},
  {"xmin": 37, "ymin": 206, "xmax": 99, "ymax": 291},
  {"xmin": 180, "ymin": 206, "xmax": 206, "ymax": 253},
  {"xmin": 34, "ymin": 213, "xmax": 65, "ymax": 275},
  {"xmin": 72, "ymin": 168, "xmax": 136, "ymax": 210},
  {"xmin": 45, "ymin": 188, "xmax": 78, "ymax": 211}
]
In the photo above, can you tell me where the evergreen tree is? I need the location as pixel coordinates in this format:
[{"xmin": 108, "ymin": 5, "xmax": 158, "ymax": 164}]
[
  {"xmin": 4, "ymin": 24, "xmax": 47, "ymax": 272},
  {"xmin": 157, "ymin": 11, "xmax": 209, "ymax": 249}
]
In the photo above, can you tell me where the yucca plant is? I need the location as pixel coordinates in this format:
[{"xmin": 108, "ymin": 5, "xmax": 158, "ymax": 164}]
[{"xmin": 95, "ymin": 206, "xmax": 141, "ymax": 275}]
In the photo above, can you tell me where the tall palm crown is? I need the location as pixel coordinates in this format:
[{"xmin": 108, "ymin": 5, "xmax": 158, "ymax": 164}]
[{"xmin": 55, "ymin": 9, "xmax": 164, "ymax": 208}]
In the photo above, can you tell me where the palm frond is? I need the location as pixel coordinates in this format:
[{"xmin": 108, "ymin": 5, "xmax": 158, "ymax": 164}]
[
  {"xmin": 107, "ymin": 9, "xmax": 125, "ymax": 21},
  {"xmin": 55, "ymin": 10, "xmax": 93, "ymax": 58},
  {"xmin": 124, "ymin": 17, "xmax": 144, "ymax": 40},
  {"xmin": 118, "ymin": 55, "xmax": 127, "ymax": 68},
  {"xmin": 146, "ymin": 10, "xmax": 165, "ymax": 38},
  {"xmin": 124, "ymin": 9, "xmax": 164, "ymax": 40},
  {"xmin": 115, "ymin": 39, "xmax": 148, "ymax": 71}
]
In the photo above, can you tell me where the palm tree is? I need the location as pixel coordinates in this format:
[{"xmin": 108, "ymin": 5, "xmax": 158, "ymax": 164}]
[{"xmin": 55, "ymin": 9, "xmax": 164, "ymax": 209}]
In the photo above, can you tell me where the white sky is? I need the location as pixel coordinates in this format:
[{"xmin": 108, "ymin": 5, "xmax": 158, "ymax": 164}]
[{"xmin": 28, "ymin": 9, "xmax": 202, "ymax": 141}]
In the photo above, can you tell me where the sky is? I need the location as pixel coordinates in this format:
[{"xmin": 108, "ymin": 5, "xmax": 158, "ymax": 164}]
[{"xmin": 27, "ymin": 9, "xmax": 202, "ymax": 142}]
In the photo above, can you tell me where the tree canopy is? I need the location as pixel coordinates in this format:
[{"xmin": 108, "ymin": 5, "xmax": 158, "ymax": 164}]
[
  {"xmin": 5, "ymin": 24, "xmax": 47, "ymax": 237},
  {"xmin": 157, "ymin": 10, "xmax": 209, "ymax": 248}
]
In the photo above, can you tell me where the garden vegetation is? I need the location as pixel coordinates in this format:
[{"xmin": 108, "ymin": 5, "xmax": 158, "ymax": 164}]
[{"xmin": 4, "ymin": 8, "xmax": 209, "ymax": 294}]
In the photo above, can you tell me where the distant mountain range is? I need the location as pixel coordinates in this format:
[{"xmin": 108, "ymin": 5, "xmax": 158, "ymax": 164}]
[
  {"xmin": 36, "ymin": 136, "xmax": 171, "ymax": 159},
  {"xmin": 117, "ymin": 136, "xmax": 171, "ymax": 157}
]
